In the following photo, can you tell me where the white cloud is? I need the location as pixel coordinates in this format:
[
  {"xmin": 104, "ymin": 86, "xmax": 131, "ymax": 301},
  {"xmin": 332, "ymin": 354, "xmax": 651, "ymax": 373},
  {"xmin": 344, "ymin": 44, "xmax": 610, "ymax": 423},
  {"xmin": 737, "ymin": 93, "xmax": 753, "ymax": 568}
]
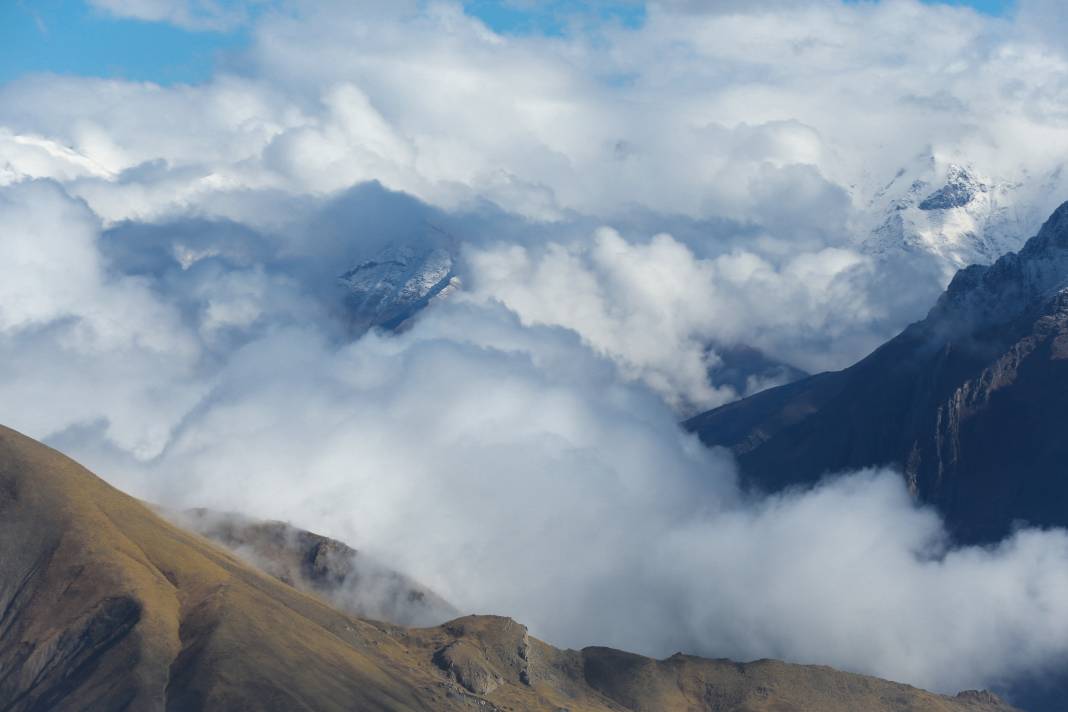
[
  {"xmin": 87, "ymin": 0, "xmax": 256, "ymax": 31},
  {"xmin": 464, "ymin": 228, "xmax": 878, "ymax": 411},
  {"xmin": 77, "ymin": 297, "xmax": 1068, "ymax": 696},
  {"xmin": 0, "ymin": 181, "xmax": 203, "ymax": 457},
  {"xmin": 6, "ymin": 0, "xmax": 1066, "ymax": 236},
  {"xmin": 0, "ymin": 128, "xmax": 114, "ymax": 186}
]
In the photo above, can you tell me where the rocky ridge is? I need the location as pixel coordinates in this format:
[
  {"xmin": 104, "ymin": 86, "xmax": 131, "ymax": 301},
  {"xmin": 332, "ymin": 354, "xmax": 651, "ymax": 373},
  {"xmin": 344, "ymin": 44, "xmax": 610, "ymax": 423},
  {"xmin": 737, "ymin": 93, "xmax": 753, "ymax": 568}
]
[{"xmin": 340, "ymin": 243, "xmax": 458, "ymax": 332}]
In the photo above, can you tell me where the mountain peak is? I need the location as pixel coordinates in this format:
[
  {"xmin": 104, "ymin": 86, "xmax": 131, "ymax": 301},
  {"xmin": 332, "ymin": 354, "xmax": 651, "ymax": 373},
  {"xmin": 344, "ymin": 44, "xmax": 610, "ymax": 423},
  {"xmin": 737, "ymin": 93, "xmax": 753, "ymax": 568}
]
[
  {"xmin": 859, "ymin": 158, "xmax": 1044, "ymax": 275},
  {"xmin": 917, "ymin": 164, "xmax": 986, "ymax": 211},
  {"xmin": 339, "ymin": 243, "xmax": 456, "ymax": 331}
]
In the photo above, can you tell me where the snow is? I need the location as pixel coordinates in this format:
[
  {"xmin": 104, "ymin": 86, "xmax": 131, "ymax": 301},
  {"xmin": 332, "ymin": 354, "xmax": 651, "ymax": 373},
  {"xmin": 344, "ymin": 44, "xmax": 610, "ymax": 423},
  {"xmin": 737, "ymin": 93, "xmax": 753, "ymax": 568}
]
[{"xmin": 857, "ymin": 157, "xmax": 1066, "ymax": 282}]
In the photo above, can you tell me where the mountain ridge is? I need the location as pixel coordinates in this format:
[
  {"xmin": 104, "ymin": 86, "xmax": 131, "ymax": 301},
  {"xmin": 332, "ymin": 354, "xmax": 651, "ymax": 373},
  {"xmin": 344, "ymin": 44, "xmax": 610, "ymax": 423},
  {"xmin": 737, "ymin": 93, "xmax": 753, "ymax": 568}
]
[{"xmin": 688, "ymin": 200, "xmax": 1068, "ymax": 544}]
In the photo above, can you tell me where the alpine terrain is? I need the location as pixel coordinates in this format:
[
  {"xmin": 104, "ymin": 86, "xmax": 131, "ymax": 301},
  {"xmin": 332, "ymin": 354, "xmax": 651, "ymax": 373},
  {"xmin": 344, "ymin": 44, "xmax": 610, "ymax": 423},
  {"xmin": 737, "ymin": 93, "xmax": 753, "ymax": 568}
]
[
  {"xmin": 689, "ymin": 200, "xmax": 1068, "ymax": 544},
  {"xmin": 857, "ymin": 158, "xmax": 1066, "ymax": 279}
]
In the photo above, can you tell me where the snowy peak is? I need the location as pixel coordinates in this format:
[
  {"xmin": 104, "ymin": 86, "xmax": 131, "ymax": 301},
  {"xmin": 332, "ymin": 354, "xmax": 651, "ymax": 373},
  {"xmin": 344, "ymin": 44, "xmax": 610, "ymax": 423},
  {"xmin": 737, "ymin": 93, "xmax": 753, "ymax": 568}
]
[
  {"xmin": 917, "ymin": 164, "xmax": 986, "ymax": 211},
  {"xmin": 933, "ymin": 199, "xmax": 1068, "ymax": 329},
  {"xmin": 340, "ymin": 243, "xmax": 457, "ymax": 331},
  {"xmin": 859, "ymin": 158, "xmax": 1062, "ymax": 278}
]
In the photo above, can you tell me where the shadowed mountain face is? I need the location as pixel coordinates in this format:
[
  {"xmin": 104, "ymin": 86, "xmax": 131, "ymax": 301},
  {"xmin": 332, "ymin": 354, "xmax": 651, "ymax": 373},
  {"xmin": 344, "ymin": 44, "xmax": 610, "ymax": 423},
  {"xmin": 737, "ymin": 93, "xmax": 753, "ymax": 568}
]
[
  {"xmin": 688, "ymin": 201, "xmax": 1068, "ymax": 545},
  {"xmin": 0, "ymin": 425, "xmax": 1017, "ymax": 712}
]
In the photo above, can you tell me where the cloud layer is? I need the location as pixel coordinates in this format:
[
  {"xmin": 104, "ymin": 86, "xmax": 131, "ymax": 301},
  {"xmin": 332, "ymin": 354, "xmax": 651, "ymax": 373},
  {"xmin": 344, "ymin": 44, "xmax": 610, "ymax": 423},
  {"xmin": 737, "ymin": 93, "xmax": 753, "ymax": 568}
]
[
  {"xmin": 5, "ymin": 178, "xmax": 1067, "ymax": 698},
  {"xmin": 5, "ymin": 0, "xmax": 1068, "ymax": 701}
]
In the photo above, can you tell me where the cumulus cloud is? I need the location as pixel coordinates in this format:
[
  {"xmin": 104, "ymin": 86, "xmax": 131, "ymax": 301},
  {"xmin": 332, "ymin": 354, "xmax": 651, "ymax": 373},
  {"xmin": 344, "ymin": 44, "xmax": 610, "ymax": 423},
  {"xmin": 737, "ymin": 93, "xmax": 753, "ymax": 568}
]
[
  {"xmin": 463, "ymin": 228, "xmax": 878, "ymax": 410},
  {"xmin": 0, "ymin": 129, "xmax": 114, "ymax": 186},
  {"xmin": 5, "ymin": 0, "xmax": 1068, "ymax": 703},
  {"xmin": 0, "ymin": 181, "xmax": 204, "ymax": 457},
  {"xmin": 6, "ymin": 0, "xmax": 1063, "ymax": 228}
]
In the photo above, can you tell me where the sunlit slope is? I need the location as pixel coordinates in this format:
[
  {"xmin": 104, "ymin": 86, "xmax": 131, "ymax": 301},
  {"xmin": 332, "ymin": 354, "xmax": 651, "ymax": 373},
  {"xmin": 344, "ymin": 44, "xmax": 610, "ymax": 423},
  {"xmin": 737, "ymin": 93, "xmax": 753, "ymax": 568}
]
[
  {"xmin": 0, "ymin": 425, "xmax": 1018, "ymax": 712},
  {"xmin": 0, "ymin": 424, "xmax": 459, "ymax": 711}
]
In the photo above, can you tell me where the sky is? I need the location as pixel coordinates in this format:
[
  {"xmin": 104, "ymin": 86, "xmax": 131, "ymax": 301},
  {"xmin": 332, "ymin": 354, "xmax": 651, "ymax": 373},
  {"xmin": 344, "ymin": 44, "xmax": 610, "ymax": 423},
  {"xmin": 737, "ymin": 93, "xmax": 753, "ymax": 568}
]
[
  {"xmin": 6, "ymin": 0, "xmax": 1068, "ymax": 705},
  {"xmin": 2, "ymin": 0, "xmax": 1016, "ymax": 85}
]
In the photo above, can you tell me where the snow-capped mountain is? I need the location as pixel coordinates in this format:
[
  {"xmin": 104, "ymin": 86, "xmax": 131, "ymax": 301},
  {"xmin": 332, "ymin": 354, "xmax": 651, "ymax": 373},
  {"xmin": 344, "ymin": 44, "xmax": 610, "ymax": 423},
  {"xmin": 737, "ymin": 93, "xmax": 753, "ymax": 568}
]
[
  {"xmin": 690, "ymin": 199, "xmax": 1068, "ymax": 545},
  {"xmin": 858, "ymin": 157, "xmax": 1066, "ymax": 279},
  {"xmin": 339, "ymin": 243, "xmax": 458, "ymax": 332}
]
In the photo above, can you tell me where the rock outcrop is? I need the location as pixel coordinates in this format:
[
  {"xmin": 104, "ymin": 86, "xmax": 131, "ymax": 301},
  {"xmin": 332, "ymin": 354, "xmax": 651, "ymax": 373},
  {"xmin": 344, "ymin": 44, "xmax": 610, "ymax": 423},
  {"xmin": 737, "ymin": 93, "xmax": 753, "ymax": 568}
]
[{"xmin": 172, "ymin": 508, "xmax": 458, "ymax": 627}]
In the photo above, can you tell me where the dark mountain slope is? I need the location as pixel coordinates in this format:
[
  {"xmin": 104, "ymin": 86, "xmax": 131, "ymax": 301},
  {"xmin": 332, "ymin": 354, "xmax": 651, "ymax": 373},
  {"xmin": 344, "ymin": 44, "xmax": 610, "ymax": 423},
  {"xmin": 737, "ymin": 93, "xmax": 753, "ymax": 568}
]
[
  {"xmin": 688, "ymin": 201, "xmax": 1068, "ymax": 544},
  {"xmin": 0, "ymin": 425, "xmax": 1016, "ymax": 712}
]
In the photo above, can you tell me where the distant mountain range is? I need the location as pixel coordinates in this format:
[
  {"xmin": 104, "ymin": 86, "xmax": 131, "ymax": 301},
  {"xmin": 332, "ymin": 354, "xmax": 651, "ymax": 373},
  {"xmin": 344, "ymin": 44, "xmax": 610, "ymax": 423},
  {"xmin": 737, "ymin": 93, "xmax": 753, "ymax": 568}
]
[{"xmin": 689, "ymin": 200, "xmax": 1068, "ymax": 545}]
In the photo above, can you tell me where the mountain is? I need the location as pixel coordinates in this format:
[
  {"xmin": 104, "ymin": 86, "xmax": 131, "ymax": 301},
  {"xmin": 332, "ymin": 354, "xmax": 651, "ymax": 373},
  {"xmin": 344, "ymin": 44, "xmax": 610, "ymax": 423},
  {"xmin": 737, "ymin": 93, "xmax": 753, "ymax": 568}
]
[
  {"xmin": 689, "ymin": 200, "xmax": 1068, "ymax": 544},
  {"xmin": 0, "ymin": 424, "xmax": 1017, "ymax": 711},
  {"xmin": 340, "ymin": 243, "xmax": 459, "ymax": 332},
  {"xmin": 857, "ymin": 159, "xmax": 1064, "ymax": 280},
  {"xmin": 172, "ymin": 509, "xmax": 457, "ymax": 627}
]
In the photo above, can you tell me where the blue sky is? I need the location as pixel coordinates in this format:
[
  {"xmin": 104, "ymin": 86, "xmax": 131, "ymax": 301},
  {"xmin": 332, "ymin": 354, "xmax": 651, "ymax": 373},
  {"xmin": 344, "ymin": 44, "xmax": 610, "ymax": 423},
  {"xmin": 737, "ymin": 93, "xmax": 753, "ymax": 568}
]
[
  {"xmin": 0, "ymin": 0, "xmax": 1016, "ymax": 86},
  {"xmin": 0, "ymin": 0, "xmax": 249, "ymax": 84},
  {"xmin": 936, "ymin": 0, "xmax": 1014, "ymax": 12}
]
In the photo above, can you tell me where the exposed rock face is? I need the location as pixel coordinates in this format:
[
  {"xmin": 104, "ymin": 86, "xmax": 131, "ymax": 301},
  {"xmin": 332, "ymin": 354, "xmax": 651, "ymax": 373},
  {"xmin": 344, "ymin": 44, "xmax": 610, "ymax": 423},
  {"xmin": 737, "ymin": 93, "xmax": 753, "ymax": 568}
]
[
  {"xmin": 431, "ymin": 617, "xmax": 531, "ymax": 695},
  {"xmin": 918, "ymin": 165, "xmax": 986, "ymax": 211},
  {"xmin": 173, "ymin": 509, "xmax": 458, "ymax": 627},
  {"xmin": 0, "ymin": 425, "xmax": 1018, "ymax": 711},
  {"xmin": 689, "ymin": 201, "xmax": 1068, "ymax": 544},
  {"xmin": 340, "ymin": 244, "xmax": 457, "ymax": 332}
]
